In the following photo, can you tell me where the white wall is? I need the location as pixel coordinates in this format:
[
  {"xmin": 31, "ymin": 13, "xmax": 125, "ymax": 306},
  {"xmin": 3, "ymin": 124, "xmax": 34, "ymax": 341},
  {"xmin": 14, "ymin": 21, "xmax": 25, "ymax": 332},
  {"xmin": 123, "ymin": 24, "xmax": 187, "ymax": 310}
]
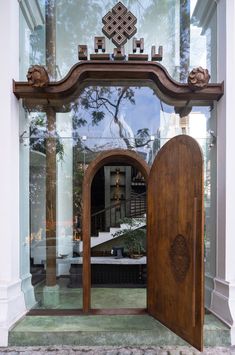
[
  {"xmin": 211, "ymin": 0, "xmax": 235, "ymax": 345},
  {"xmin": 0, "ymin": 0, "xmax": 26, "ymax": 346}
]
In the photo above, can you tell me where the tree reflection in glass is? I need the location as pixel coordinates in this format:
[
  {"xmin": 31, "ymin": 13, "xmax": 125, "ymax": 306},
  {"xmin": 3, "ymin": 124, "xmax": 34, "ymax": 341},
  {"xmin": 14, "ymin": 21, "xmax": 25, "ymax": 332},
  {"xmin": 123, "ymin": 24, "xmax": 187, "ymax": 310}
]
[{"xmin": 71, "ymin": 85, "xmax": 165, "ymax": 161}]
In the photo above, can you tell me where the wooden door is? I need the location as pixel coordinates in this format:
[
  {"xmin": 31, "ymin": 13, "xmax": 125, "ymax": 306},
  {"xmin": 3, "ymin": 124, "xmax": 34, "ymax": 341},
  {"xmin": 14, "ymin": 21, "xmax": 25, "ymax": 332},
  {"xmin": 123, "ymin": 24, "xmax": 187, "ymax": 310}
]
[{"xmin": 147, "ymin": 135, "xmax": 204, "ymax": 351}]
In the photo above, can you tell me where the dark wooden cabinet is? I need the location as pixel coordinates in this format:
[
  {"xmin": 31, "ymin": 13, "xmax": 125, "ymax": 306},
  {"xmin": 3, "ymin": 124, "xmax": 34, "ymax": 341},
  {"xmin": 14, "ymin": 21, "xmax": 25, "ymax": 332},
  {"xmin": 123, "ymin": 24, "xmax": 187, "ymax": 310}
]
[{"xmin": 104, "ymin": 166, "xmax": 131, "ymax": 229}]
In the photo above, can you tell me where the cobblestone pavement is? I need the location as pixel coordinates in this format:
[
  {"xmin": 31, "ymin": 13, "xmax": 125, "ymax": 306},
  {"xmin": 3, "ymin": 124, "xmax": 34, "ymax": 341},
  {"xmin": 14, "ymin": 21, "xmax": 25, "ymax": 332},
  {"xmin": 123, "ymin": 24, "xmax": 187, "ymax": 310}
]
[{"xmin": 0, "ymin": 346, "xmax": 235, "ymax": 354}]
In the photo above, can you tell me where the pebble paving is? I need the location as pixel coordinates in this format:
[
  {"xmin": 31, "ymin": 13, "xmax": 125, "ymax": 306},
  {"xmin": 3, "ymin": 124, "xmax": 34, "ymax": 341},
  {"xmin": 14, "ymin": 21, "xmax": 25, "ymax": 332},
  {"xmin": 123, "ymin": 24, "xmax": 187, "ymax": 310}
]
[{"xmin": 0, "ymin": 346, "xmax": 235, "ymax": 355}]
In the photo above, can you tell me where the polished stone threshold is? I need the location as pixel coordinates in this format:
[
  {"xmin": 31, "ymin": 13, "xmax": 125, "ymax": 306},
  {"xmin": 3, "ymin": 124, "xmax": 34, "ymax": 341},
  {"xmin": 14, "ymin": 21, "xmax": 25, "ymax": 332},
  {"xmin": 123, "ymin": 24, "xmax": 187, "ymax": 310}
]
[{"xmin": 9, "ymin": 314, "xmax": 230, "ymax": 347}]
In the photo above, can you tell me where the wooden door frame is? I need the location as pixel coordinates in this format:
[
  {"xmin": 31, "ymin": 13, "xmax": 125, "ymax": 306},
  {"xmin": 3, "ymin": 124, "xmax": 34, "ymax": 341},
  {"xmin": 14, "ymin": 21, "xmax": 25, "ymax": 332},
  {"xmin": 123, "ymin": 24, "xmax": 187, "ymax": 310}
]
[{"xmin": 82, "ymin": 149, "xmax": 150, "ymax": 313}]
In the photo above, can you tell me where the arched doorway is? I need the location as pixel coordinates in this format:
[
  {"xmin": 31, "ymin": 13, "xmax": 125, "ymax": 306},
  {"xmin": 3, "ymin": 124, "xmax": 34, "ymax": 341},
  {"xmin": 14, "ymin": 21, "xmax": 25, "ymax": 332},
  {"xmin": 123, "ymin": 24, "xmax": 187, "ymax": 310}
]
[{"xmin": 82, "ymin": 149, "xmax": 150, "ymax": 313}]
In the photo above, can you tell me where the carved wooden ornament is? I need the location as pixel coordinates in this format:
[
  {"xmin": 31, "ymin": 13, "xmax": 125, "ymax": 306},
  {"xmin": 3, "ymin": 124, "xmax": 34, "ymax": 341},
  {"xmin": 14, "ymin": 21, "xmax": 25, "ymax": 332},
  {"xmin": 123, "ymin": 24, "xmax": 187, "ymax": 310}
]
[
  {"xmin": 102, "ymin": 2, "xmax": 137, "ymax": 47},
  {"xmin": 188, "ymin": 66, "xmax": 210, "ymax": 90},
  {"xmin": 169, "ymin": 234, "xmax": 190, "ymax": 282},
  {"xmin": 77, "ymin": 1, "xmax": 162, "ymax": 61},
  {"xmin": 27, "ymin": 65, "xmax": 49, "ymax": 88}
]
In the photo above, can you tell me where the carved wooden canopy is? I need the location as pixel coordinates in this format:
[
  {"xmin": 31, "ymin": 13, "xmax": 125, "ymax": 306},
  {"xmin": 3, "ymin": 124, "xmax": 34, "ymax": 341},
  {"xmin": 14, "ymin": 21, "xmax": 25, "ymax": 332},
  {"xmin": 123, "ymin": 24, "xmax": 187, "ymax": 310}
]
[{"xmin": 13, "ymin": 61, "xmax": 223, "ymax": 112}]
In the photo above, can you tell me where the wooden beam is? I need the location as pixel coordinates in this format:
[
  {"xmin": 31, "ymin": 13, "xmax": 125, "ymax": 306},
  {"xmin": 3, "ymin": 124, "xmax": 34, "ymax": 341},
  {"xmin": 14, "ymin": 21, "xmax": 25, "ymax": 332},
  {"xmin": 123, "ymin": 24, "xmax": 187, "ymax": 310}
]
[
  {"xmin": 45, "ymin": 108, "xmax": 57, "ymax": 286},
  {"xmin": 13, "ymin": 62, "xmax": 224, "ymax": 110},
  {"xmin": 45, "ymin": 0, "xmax": 57, "ymax": 287}
]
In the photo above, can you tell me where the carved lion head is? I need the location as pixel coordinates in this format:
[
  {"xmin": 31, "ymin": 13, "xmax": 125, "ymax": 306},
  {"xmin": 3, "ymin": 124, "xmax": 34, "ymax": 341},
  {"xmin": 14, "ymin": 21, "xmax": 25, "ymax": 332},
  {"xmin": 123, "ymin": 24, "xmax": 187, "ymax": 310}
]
[
  {"xmin": 27, "ymin": 65, "xmax": 49, "ymax": 88},
  {"xmin": 188, "ymin": 67, "xmax": 210, "ymax": 90}
]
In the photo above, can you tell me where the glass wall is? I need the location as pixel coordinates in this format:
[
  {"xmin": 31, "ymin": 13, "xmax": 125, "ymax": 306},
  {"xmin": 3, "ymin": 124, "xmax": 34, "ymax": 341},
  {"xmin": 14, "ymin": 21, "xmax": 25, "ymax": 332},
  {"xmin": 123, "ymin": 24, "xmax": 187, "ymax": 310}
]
[
  {"xmin": 19, "ymin": 0, "xmax": 216, "ymax": 81},
  {"xmin": 19, "ymin": 0, "xmax": 217, "ymax": 310}
]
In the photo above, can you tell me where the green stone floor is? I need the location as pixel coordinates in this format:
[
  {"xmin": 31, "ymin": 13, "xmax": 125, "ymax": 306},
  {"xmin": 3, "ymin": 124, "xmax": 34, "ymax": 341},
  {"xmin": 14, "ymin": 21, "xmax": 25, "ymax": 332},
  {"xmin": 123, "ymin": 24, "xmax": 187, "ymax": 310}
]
[
  {"xmin": 13, "ymin": 280, "xmax": 230, "ymax": 348},
  {"xmin": 35, "ymin": 278, "xmax": 146, "ymax": 309},
  {"xmin": 9, "ymin": 314, "xmax": 230, "ymax": 347}
]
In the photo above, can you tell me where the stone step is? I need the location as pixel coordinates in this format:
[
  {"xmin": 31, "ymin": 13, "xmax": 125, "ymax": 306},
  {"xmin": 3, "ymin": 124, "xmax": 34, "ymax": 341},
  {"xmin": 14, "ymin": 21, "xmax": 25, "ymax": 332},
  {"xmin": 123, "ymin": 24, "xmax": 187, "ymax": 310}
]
[
  {"xmin": 8, "ymin": 314, "xmax": 230, "ymax": 348},
  {"xmin": 2, "ymin": 346, "xmax": 235, "ymax": 354}
]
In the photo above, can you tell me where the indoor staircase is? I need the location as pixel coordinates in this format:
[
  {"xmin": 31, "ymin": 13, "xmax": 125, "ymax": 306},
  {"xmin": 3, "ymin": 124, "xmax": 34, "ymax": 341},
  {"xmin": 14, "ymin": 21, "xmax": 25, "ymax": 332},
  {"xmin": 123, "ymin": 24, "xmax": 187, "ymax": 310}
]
[
  {"xmin": 79, "ymin": 217, "xmax": 146, "ymax": 251},
  {"xmin": 78, "ymin": 192, "xmax": 147, "ymax": 252}
]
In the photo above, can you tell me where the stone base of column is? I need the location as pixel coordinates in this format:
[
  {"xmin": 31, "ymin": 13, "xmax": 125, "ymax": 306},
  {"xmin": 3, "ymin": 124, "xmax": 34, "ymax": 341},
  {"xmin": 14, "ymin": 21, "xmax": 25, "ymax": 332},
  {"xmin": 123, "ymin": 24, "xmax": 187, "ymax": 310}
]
[
  {"xmin": 205, "ymin": 273, "xmax": 215, "ymax": 309},
  {"xmin": 42, "ymin": 285, "xmax": 60, "ymax": 308},
  {"xmin": 210, "ymin": 277, "xmax": 235, "ymax": 344},
  {"xmin": 0, "ymin": 280, "xmax": 26, "ymax": 346},
  {"xmin": 21, "ymin": 273, "xmax": 37, "ymax": 310}
]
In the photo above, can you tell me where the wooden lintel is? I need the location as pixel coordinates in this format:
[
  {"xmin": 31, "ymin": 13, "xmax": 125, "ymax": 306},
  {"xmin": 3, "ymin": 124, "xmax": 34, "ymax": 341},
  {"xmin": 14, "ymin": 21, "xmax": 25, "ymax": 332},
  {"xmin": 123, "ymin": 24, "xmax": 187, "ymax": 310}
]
[{"xmin": 13, "ymin": 61, "xmax": 224, "ymax": 107}]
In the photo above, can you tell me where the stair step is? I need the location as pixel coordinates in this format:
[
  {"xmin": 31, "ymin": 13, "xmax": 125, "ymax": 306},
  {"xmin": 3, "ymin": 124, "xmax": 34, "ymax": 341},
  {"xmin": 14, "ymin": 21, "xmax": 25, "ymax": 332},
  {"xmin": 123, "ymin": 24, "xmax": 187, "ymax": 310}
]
[
  {"xmin": 108, "ymin": 228, "xmax": 120, "ymax": 235},
  {"xmin": 8, "ymin": 314, "xmax": 230, "ymax": 347},
  {"xmin": 82, "ymin": 219, "xmax": 147, "ymax": 250}
]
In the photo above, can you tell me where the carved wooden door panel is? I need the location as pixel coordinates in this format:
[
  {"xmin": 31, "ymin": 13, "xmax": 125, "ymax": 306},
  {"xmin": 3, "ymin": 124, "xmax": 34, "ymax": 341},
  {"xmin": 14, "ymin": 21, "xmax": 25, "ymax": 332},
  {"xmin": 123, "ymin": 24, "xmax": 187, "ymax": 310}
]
[{"xmin": 147, "ymin": 135, "xmax": 204, "ymax": 351}]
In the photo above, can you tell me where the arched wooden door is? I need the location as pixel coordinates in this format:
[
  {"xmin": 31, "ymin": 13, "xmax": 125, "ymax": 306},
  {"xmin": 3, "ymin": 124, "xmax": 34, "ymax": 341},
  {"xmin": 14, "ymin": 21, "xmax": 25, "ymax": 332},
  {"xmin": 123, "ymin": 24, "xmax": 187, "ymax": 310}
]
[{"xmin": 147, "ymin": 135, "xmax": 204, "ymax": 351}]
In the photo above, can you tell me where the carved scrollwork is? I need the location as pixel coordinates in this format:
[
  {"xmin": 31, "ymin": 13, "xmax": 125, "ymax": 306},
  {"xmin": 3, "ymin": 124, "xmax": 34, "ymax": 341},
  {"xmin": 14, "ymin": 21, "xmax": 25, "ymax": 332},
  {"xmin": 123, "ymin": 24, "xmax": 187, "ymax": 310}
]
[
  {"xmin": 188, "ymin": 66, "xmax": 210, "ymax": 90},
  {"xmin": 27, "ymin": 65, "xmax": 49, "ymax": 88},
  {"xmin": 169, "ymin": 234, "xmax": 190, "ymax": 282}
]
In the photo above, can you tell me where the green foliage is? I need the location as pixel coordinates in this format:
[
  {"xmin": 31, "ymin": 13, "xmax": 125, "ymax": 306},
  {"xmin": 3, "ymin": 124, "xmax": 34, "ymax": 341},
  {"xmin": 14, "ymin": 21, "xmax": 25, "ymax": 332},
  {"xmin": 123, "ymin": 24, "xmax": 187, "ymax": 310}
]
[
  {"xmin": 91, "ymin": 110, "xmax": 105, "ymax": 126},
  {"xmin": 135, "ymin": 128, "xmax": 150, "ymax": 147},
  {"xmin": 73, "ymin": 162, "xmax": 84, "ymax": 216},
  {"xmin": 113, "ymin": 217, "xmax": 146, "ymax": 256},
  {"xmin": 29, "ymin": 114, "xmax": 64, "ymax": 161}
]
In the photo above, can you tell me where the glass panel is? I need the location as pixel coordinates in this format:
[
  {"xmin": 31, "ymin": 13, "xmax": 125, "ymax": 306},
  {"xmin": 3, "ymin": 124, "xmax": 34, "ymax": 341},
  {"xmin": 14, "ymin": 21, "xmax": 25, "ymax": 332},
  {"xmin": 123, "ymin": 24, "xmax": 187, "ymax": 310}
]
[
  {"xmin": 20, "ymin": 114, "xmax": 83, "ymax": 310},
  {"xmin": 204, "ymin": 106, "xmax": 217, "ymax": 307},
  {"xmin": 19, "ymin": 0, "xmax": 218, "ymax": 310},
  {"xmin": 19, "ymin": 0, "xmax": 216, "ymax": 82},
  {"xmin": 19, "ymin": 83, "xmax": 214, "ymax": 310}
]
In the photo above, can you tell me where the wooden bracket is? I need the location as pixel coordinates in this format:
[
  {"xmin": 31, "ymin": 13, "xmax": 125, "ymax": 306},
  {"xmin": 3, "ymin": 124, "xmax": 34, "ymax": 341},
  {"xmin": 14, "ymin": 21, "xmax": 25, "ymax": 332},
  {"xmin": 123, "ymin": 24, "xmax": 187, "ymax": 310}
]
[
  {"xmin": 94, "ymin": 37, "xmax": 106, "ymax": 53},
  {"xmin": 133, "ymin": 38, "xmax": 144, "ymax": 53},
  {"xmin": 113, "ymin": 47, "xmax": 126, "ymax": 60},
  {"xmin": 128, "ymin": 54, "xmax": 148, "ymax": 61},
  {"xmin": 151, "ymin": 45, "xmax": 163, "ymax": 61},
  {"xmin": 78, "ymin": 45, "xmax": 88, "ymax": 61}
]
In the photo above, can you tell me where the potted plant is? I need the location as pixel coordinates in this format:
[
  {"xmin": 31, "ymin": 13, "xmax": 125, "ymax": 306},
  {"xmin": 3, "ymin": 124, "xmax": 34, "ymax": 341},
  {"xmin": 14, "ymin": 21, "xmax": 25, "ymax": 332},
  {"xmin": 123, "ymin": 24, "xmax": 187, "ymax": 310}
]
[{"xmin": 113, "ymin": 217, "xmax": 146, "ymax": 258}]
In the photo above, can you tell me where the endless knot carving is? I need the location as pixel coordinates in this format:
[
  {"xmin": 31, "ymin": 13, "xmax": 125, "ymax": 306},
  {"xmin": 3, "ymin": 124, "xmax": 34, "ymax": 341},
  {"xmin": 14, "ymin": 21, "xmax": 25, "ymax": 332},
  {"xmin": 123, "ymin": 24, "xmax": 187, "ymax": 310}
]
[
  {"xmin": 102, "ymin": 2, "xmax": 137, "ymax": 47},
  {"xmin": 169, "ymin": 234, "xmax": 190, "ymax": 283}
]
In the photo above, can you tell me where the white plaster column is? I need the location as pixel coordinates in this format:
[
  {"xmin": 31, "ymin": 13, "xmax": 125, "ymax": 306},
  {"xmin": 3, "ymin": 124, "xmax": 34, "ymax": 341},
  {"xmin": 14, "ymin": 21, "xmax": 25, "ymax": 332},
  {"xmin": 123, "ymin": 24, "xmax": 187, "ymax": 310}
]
[
  {"xmin": 0, "ymin": 0, "xmax": 27, "ymax": 346},
  {"xmin": 191, "ymin": 0, "xmax": 218, "ymax": 310},
  {"xmin": 210, "ymin": 0, "xmax": 235, "ymax": 345}
]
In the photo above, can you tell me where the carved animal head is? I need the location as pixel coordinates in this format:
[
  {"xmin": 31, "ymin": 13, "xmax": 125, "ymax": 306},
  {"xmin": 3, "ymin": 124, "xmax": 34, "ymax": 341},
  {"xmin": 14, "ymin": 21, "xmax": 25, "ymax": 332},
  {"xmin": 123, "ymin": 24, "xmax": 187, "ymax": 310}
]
[
  {"xmin": 27, "ymin": 65, "xmax": 49, "ymax": 88},
  {"xmin": 188, "ymin": 67, "xmax": 210, "ymax": 90}
]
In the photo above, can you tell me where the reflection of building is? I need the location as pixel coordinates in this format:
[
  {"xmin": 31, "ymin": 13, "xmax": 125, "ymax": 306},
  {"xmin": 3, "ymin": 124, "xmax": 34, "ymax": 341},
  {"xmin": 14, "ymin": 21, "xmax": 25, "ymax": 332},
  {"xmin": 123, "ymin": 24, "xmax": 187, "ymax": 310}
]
[
  {"xmin": 159, "ymin": 111, "xmax": 207, "ymax": 145},
  {"xmin": 91, "ymin": 165, "xmax": 146, "ymax": 238}
]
